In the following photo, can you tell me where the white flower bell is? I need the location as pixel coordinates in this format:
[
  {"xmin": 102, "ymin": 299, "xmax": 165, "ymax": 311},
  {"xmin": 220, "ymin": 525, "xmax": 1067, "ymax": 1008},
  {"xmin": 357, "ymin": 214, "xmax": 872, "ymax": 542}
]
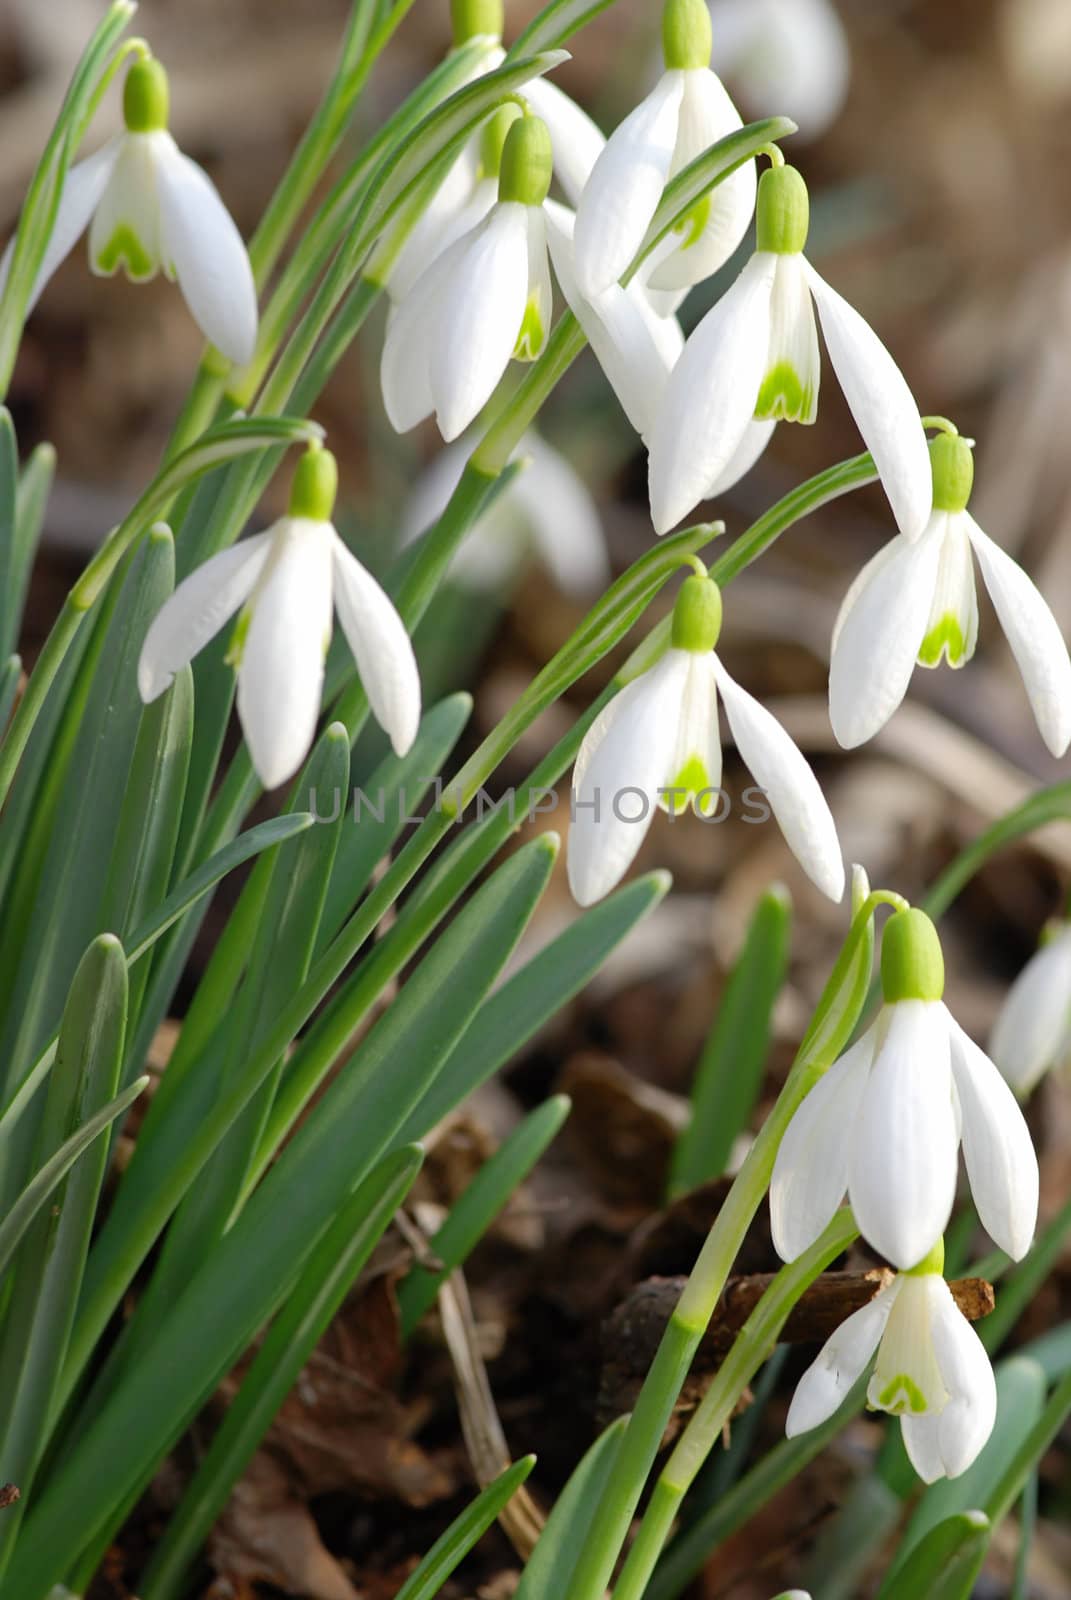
[
  {"xmin": 786, "ymin": 1241, "xmax": 997, "ymax": 1483},
  {"xmin": 381, "ymin": 113, "xmax": 557, "ymax": 442},
  {"xmin": 829, "ymin": 430, "xmax": 1071, "ymax": 755},
  {"xmin": 139, "ymin": 447, "xmax": 421, "ymax": 790},
  {"xmin": 710, "ymin": 0, "xmax": 850, "ymax": 140},
  {"xmin": 770, "ymin": 909, "xmax": 1039, "ymax": 1271},
  {"xmin": 573, "ymin": 0, "xmax": 756, "ymax": 297},
  {"xmin": 648, "ymin": 162, "xmax": 932, "ymax": 539},
  {"xmin": 1, "ymin": 58, "xmax": 258, "ymax": 365},
  {"xmin": 990, "ymin": 918, "xmax": 1071, "ymax": 1095},
  {"xmin": 567, "ymin": 574, "xmax": 845, "ymax": 907}
]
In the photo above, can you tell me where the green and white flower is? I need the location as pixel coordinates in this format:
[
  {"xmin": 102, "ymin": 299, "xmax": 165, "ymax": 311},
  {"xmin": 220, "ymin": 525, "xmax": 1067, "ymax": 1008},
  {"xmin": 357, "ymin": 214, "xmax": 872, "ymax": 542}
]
[
  {"xmin": 787, "ymin": 1245, "xmax": 997, "ymax": 1483},
  {"xmin": 990, "ymin": 919, "xmax": 1071, "ymax": 1096},
  {"xmin": 1, "ymin": 57, "xmax": 257, "ymax": 364},
  {"xmin": 139, "ymin": 447, "xmax": 420, "ymax": 789},
  {"xmin": 829, "ymin": 431, "xmax": 1071, "ymax": 753}
]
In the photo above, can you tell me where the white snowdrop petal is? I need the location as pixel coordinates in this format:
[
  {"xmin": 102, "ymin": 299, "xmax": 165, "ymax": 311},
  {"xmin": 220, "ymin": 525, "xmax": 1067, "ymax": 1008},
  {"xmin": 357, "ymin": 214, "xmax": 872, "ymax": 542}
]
[
  {"xmin": 573, "ymin": 70, "xmax": 685, "ymax": 297},
  {"xmin": 918, "ymin": 512, "xmax": 978, "ymax": 668},
  {"xmin": 647, "ymin": 67, "xmax": 755, "ymax": 292},
  {"xmin": 928, "ymin": 1278, "xmax": 998, "ymax": 1478},
  {"xmin": 757, "ymin": 254, "xmax": 820, "ymax": 423},
  {"xmin": 511, "ymin": 433, "xmax": 610, "ymax": 595},
  {"xmin": 236, "ymin": 521, "xmax": 335, "ymax": 789},
  {"xmin": 0, "ymin": 138, "xmax": 120, "ymax": 311},
  {"xmin": 522, "ymin": 76, "xmax": 605, "ymax": 208},
  {"xmin": 849, "ymin": 1001, "xmax": 958, "ymax": 1269},
  {"xmin": 712, "ymin": 0, "xmax": 850, "ymax": 140},
  {"xmin": 712, "ymin": 655, "xmax": 844, "ymax": 900},
  {"xmin": 331, "ymin": 535, "xmax": 422, "ymax": 757},
  {"xmin": 568, "ymin": 651, "xmax": 689, "ymax": 906},
  {"xmin": 965, "ymin": 513, "xmax": 1071, "ymax": 757},
  {"xmin": 431, "ymin": 202, "xmax": 529, "ymax": 441},
  {"xmin": 155, "ymin": 140, "xmax": 258, "ymax": 365},
  {"xmin": 660, "ymin": 653, "xmax": 721, "ymax": 807},
  {"xmin": 900, "ymin": 1412, "xmax": 947, "ymax": 1485},
  {"xmin": 517, "ymin": 206, "xmax": 553, "ymax": 360},
  {"xmin": 380, "ymin": 249, "xmax": 458, "ymax": 433},
  {"xmin": 828, "ymin": 521, "xmax": 942, "ymax": 748},
  {"xmin": 706, "ymin": 418, "xmax": 777, "ymax": 498},
  {"xmin": 785, "ymin": 1284, "xmax": 895, "ymax": 1435},
  {"xmin": 803, "ymin": 260, "xmax": 931, "ymax": 541},
  {"xmin": 88, "ymin": 132, "xmax": 164, "ymax": 281},
  {"xmin": 947, "ymin": 1013, "xmax": 1039, "ymax": 1260},
  {"xmin": 137, "ymin": 532, "xmax": 273, "ymax": 703},
  {"xmin": 770, "ymin": 1026, "xmax": 874, "ymax": 1261},
  {"xmin": 990, "ymin": 930, "xmax": 1071, "ymax": 1095},
  {"xmin": 383, "ymin": 147, "xmax": 484, "ymax": 303},
  {"xmin": 648, "ymin": 250, "xmax": 776, "ymax": 533}
]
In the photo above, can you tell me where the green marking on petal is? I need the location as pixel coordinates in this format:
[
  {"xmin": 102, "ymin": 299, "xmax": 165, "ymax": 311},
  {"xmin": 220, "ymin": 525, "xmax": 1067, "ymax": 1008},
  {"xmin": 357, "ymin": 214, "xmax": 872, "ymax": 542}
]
[
  {"xmin": 673, "ymin": 193, "xmax": 711, "ymax": 252},
  {"xmin": 514, "ymin": 296, "xmax": 546, "ymax": 361},
  {"xmin": 755, "ymin": 362, "xmax": 816, "ymax": 424},
  {"xmin": 225, "ymin": 606, "xmax": 252, "ymax": 670},
  {"xmin": 877, "ymin": 1373, "xmax": 929, "ymax": 1414},
  {"xmin": 918, "ymin": 614, "xmax": 968, "ymax": 668},
  {"xmin": 93, "ymin": 224, "xmax": 156, "ymax": 281},
  {"xmin": 665, "ymin": 753, "xmax": 711, "ymax": 814}
]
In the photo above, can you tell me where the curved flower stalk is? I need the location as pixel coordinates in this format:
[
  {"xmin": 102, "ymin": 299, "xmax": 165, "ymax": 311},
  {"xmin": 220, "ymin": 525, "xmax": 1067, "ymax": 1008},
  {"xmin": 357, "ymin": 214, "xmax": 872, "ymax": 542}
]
[
  {"xmin": 574, "ymin": 0, "xmax": 756, "ymax": 297},
  {"xmin": 709, "ymin": 0, "xmax": 850, "ymax": 140},
  {"xmin": 401, "ymin": 430, "xmax": 609, "ymax": 596},
  {"xmin": 787, "ymin": 1241, "xmax": 997, "ymax": 1483},
  {"xmin": 0, "ymin": 57, "xmax": 257, "ymax": 365},
  {"xmin": 567, "ymin": 574, "xmax": 845, "ymax": 907},
  {"xmin": 990, "ymin": 918, "xmax": 1071, "ymax": 1095},
  {"xmin": 648, "ymin": 161, "xmax": 931, "ymax": 539},
  {"xmin": 829, "ymin": 429, "xmax": 1071, "ymax": 754},
  {"xmin": 770, "ymin": 909, "xmax": 1039, "ymax": 1270},
  {"xmin": 382, "ymin": 112, "xmax": 561, "ymax": 442},
  {"xmin": 138, "ymin": 445, "xmax": 420, "ymax": 789}
]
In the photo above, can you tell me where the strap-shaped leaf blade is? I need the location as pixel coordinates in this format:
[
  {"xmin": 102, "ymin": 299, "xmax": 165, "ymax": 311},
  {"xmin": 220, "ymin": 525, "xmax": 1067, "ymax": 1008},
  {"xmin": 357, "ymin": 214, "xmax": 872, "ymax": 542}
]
[{"xmin": 395, "ymin": 1456, "xmax": 537, "ymax": 1600}]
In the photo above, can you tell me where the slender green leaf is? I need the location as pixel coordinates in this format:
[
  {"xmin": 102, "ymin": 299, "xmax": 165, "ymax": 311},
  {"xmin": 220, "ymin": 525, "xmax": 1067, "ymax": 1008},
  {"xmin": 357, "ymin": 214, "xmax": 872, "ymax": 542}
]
[
  {"xmin": 669, "ymin": 885, "xmax": 791, "ymax": 1195},
  {"xmin": 0, "ymin": 410, "xmax": 19, "ymax": 655},
  {"xmin": 0, "ymin": 654, "xmax": 21, "ymax": 732},
  {"xmin": 1019, "ymin": 1321, "xmax": 1071, "ymax": 1383},
  {"xmin": 513, "ymin": 1418, "xmax": 627, "ymax": 1600},
  {"xmin": 395, "ymin": 1457, "xmax": 537, "ymax": 1600},
  {"xmin": 877, "ymin": 1512, "xmax": 990, "ymax": 1600},
  {"xmin": 398, "ymin": 1095, "xmax": 571, "ymax": 1336},
  {"xmin": 923, "ymin": 782, "xmax": 1071, "ymax": 921},
  {"xmin": 983, "ymin": 1365, "xmax": 1071, "ymax": 1526}
]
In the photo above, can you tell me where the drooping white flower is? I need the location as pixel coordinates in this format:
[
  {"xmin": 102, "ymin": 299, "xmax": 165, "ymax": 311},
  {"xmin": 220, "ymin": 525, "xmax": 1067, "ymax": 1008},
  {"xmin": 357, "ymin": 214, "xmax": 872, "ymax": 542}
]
[
  {"xmin": 786, "ymin": 1243, "xmax": 997, "ymax": 1483},
  {"xmin": 567, "ymin": 574, "xmax": 845, "ymax": 907},
  {"xmin": 710, "ymin": 0, "xmax": 850, "ymax": 140},
  {"xmin": 0, "ymin": 58, "xmax": 257, "ymax": 365},
  {"xmin": 401, "ymin": 430, "xmax": 609, "ymax": 596},
  {"xmin": 830, "ymin": 430, "xmax": 1071, "ymax": 755},
  {"xmin": 649, "ymin": 162, "xmax": 931, "ymax": 539},
  {"xmin": 990, "ymin": 919, "xmax": 1071, "ymax": 1096},
  {"xmin": 381, "ymin": 114, "xmax": 558, "ymax": 443},
  {"xmin": 139, "ymin": 447, "xmax": 420, "ymax": 789},
  {"xmin": 574, "ymin": 0, "xmax": 756, "ymax": 298},
  {"xmin": 770, "ymin": 909, "xmax": 1039, "ymax": 1271}
]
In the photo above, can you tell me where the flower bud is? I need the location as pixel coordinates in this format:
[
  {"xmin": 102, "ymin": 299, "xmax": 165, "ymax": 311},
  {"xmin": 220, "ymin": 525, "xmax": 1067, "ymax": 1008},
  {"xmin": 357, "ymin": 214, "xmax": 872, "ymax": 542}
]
[
  {"xmin": 123, "ymin": 58, "xmax": 170, "ymax": 134},
  {"xmin": 288, "ymin": 445, "xmax": 338, "ymax": 522},
  {"xmin": 929, "ymin": 432, "xmax": 974, "ymax": 514},
  {"xmin": 450, "ymin": 0, "xmax": 504, "ymax": 45},
  {"xmin": 670, "ymin": 574, "xmax": 722, "ymax": 653},
  {"xmin": 881, "ymin": 908, "xmax": 945, "ymax": 1004},
  {"xmin": 756, "ymin": 164, "xmax": 809, "ymax": 256},
  {"xmin": 480, "ymin": 103, "xmax": 524, "ymax": 181},
  {"xmin": 662, "ymin": 0, "xmax": 713, "ymax": 70},
  {"xmin": 498, "ymin": 115, "xmax": 553, "ymax": 207}
]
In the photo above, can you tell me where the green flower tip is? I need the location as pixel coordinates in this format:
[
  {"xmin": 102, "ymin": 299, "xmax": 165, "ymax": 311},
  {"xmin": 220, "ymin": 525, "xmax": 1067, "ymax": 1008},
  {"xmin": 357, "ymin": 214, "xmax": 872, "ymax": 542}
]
[
  {"xmin": 905, "ymin": 1236, "xmax": 945, "ymax": 1277},
  {"xmin": 480, "ymin": 103, "xmax": 524, "ymax": 181},
  {"xmin": 671, "ymin": 574, "xmax": 722, "ymax": 654},
  {"xmin": 756, "ymin": 164, "xmax": 809, "ymax": 256},
  {"xmin": 880, "ymin": 908, "xmax": 945, "ymax": 1004},
  {"xmin": 289, "ymin": 445, "xmax": 338, "ymax": 522},
  {"xmin": 451, "ymin": 0, "xmax": 504, "ymax": 45},
  {"xmin": 123, "ymin": 57, "xmax": 169, "ymax": 134},
  {"xmin": 662, "ymin": 0, "xmax": 712, "ymax": 70},
  {"xmin": 498, "ymin": 115, "xmax": 553, "ymax": 207},
  {"xmin": 929, "ymin": 431, "xmax": 974, "ymax": 513}
]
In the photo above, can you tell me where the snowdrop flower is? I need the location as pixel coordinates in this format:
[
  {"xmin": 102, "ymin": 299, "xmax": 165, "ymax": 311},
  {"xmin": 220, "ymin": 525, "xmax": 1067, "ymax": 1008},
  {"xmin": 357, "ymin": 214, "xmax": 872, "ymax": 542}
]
[
  {"xmin": 1, "ymin": 58, "xmax": 257, "ymax": 365},
  {"xmin": 649, "ymin": 162, "xmax": 931, "ymax": 539},
  {"xmin": 990, "ymin": 918, "xmax": 1071, "ymax": 1095},
  {"xmin": 787, "ymin": 1240, "xmax": 997, "ymax": 1483},
  {"xmin": 574, "ymin": 0, "xmax": 755, "ymax": 298},
  {"xmin": 567, "ymin": 574, "xmax": 845, "ymax": 906},
  {"xmin": 139, "ymin": 447, "xmax": 420, "ymax": 789},
  {"xmin": 771, "ymin": 909, "xmax": 1039, "ymax": 1271},
  {"xmin": 830, "ymin": 429, "xmax": 1071, "ymax": 754},
  {"xmin": 710, "ymin": 0, "xmax": 850, "ymax": 140},
  {"xmin": 401, "ymin": 430, "xmax": 608, "ymax": 596},
  {"xmin": 382, "ymin": 114, "xmax": 556, "ymax": 442}
]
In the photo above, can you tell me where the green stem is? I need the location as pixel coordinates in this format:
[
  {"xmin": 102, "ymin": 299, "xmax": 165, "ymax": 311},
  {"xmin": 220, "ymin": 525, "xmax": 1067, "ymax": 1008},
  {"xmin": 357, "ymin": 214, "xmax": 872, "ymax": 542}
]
[{"xmin": 613, "ymin": 1211, "xmax": 859, "ymax": 1600}]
